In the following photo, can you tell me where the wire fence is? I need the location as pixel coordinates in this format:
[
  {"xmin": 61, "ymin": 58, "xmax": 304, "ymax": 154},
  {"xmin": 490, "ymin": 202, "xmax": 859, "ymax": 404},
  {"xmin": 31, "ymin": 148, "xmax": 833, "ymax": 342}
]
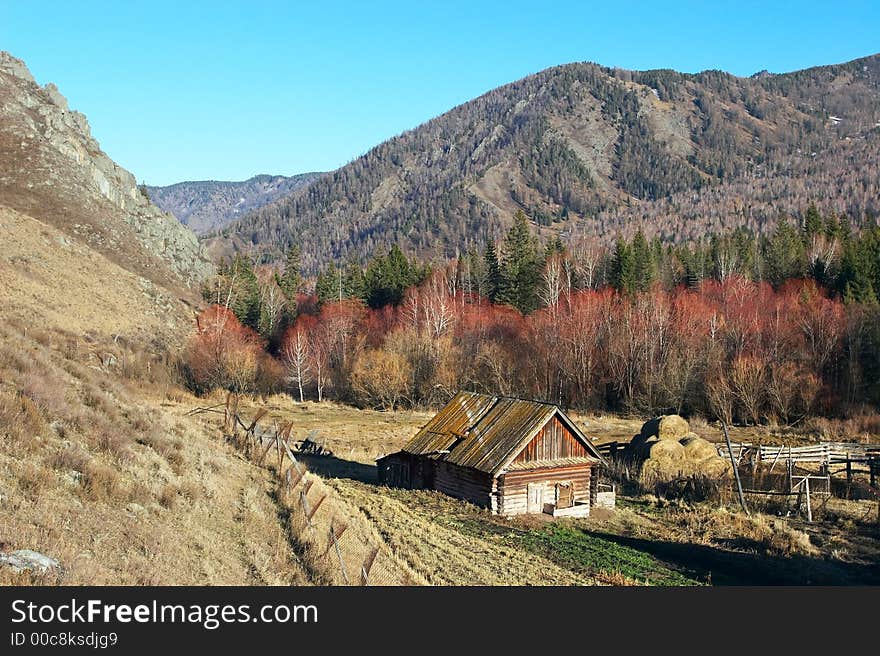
[{"xmin": 188, "ymin": 393, "xmax": 409, "ymax": 585}]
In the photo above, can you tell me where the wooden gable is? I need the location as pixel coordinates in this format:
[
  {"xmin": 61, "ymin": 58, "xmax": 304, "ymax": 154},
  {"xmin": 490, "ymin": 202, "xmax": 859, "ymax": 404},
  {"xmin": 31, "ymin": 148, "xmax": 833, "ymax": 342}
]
[{"xmin": 511, "ymin": 414, "xmax": 590, "ymax": 464}]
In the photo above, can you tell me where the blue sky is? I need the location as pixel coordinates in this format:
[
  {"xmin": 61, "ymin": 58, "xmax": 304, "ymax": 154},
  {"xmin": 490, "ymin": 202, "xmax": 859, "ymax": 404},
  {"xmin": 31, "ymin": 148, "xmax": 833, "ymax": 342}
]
[{"xmin": 2, "ymin": 1, "xmax": 878, "ymax": 185}]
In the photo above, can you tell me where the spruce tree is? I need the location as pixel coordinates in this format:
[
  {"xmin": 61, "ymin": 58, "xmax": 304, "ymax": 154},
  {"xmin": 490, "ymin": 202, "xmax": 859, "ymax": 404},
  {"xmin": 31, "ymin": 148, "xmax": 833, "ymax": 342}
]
[
  {"xmin": 802, "ymin": 202, "xmax": 824, "ymax": 239},
  {"xmin": 343, "ymin": 260, "xmax": 367, "ymax": 301},
  {"xmin": 499, "ymin": 210, "xmax": 540, "ymax": 313},
  {"xmin": 631, "ymin": 229, "xmax": 654, "ymax": 291},
  {"xmin": 483, "ymin": 242, "xmax": 503, "ymax": 302},
  {"xmin": 364, "ymin": 245, "xmax": 414, "ymax": 308},
  {"xmin": 766, "ymin": 219, "xmax": 806, "ymax": 287},
  {"xmin": 611, "ymin": 237, "xmax": 636, "ymax": 294},
  {"xmin": 316, "ymin": 262, "xmax": 342, "ymax": 304},
  {"xmin": 278, "ymin": 245, "xmax": 302, "ymax": 305},
  {"xmin": 229, "ymin": 254, "xmax": 260, "ymax": 329}
]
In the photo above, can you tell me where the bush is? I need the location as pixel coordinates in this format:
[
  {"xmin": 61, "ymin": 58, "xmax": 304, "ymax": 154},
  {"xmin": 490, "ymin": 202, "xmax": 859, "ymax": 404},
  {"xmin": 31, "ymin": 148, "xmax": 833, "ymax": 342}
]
[{"xmin": 350, "ymin": 349, "xmax": 411, "ymax": 410}]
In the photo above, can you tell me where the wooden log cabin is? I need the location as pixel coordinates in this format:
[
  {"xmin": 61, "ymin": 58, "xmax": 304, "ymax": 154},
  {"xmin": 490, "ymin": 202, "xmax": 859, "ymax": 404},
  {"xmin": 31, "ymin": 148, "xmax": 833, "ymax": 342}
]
[{"xmin": 377, "ymin": 392, "xmax": 605, "ymax": 517}]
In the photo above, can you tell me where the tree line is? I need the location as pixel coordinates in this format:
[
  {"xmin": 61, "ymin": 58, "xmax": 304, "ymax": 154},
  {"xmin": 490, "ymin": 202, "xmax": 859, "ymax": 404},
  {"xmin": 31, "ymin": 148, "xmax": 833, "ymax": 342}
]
[{"xmin": 187, "ymin": 204, "xmax": 880, "ymax": 421}]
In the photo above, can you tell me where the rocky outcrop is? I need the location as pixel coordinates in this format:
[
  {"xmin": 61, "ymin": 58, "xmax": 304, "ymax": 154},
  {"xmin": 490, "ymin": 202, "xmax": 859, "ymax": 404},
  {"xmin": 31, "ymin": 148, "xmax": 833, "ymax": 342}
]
[
  {"xmin": 0, "ymin": 51, "xmax": 212, "ymax": 286},
  {"xmin": 0, "ymin": 549, "xmax": 61, "ymax": 574}
]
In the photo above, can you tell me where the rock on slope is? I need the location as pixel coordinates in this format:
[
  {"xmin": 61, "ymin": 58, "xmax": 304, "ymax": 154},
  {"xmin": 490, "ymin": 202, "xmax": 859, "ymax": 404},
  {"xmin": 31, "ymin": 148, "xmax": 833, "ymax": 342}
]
[
  {"xmin": 147, "ymin": 173, "xmax": 321, "ymax": 235},
  {"xmin": 0, "ymin": 51, "xmax": 212, "ymax": 290}
]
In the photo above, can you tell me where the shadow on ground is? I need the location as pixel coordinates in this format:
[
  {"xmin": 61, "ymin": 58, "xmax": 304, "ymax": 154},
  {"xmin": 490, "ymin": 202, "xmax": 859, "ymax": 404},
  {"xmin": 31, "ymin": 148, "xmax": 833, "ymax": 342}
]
[
  {"xmin": 582, "ymin": 530, "xmax": 880, "ymax": 585},
  {"xmin": 297, "ymin": 453, "xmax": 378, "ymax": 484}
]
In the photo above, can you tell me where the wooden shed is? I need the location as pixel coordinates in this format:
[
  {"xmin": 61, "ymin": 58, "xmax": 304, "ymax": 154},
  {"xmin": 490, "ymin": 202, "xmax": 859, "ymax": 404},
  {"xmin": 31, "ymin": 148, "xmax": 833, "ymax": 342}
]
[{"xmin": 377, "ymin": 392, "xmax": 605, "ymax": 517}]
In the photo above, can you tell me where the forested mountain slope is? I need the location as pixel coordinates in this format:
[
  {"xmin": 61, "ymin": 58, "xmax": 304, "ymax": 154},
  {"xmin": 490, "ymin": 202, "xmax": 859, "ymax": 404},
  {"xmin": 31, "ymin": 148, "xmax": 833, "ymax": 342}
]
[
  {"xmin": 147, "ymin": 173, "xmax": 320, "ymax": 234},
  {"xmin": 212, "ymin": 53, "xmax": 880, "ymax": 272}
]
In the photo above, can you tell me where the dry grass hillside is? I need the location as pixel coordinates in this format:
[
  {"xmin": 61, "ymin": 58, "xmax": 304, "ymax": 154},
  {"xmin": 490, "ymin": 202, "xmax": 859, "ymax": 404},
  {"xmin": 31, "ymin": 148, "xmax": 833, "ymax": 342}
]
[
  {"xmin": 0, "ymin": 318, "xmax": 310, "ymax": 584},
  {"xmin": 0, "ymin": 206, "xmax": 195, "ymax": 343}
]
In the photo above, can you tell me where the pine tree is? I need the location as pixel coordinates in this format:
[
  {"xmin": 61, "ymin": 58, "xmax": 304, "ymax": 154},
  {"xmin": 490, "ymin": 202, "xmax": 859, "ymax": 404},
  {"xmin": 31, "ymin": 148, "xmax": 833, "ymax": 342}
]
[
  {"xmin": 499, "ymin": 210, "xmax": 540, "ymax": 313},
  {"xmin": 611, "ymin": 237, "xmax": 636, "ymax": 294},
  {"xmin": 483, "ymin": 241, "xmax": 503, "ymax": 303}
]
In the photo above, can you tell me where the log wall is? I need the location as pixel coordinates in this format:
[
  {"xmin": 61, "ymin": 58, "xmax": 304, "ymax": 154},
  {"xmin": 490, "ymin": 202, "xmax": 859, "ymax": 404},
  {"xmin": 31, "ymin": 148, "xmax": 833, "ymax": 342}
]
[
  {"xmin": 433, "ymin": 461, "xmax": 496, "ymax": 510},
  {"xmin": 497, "ymin": 464, "xmax": 595, "ymax": 515}
]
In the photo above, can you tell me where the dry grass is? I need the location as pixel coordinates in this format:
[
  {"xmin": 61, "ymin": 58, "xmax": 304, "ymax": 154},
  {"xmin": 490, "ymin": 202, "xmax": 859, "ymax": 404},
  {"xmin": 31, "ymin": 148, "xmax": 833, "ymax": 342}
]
[
  {"xmin": 660, "ymin": 505, "xmax": 819, "ymax": 558},
  {"xmin": 805, "ymin": 413, "xmax": 880, "ymax": 442},
  {"xmin": 0, "ymin": 319, "xmax": 308, "ymax": 585},
  {"xmin": 327, "ymin": 479, "xmax": 595, "ymax": 585}
]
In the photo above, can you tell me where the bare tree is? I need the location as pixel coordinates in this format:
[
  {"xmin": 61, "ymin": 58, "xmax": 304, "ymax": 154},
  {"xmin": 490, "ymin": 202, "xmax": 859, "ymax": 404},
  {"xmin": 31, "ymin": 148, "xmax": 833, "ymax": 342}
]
[{"xmin": 282, "ymin": 323, "xmax": 312, "ymax": 403}]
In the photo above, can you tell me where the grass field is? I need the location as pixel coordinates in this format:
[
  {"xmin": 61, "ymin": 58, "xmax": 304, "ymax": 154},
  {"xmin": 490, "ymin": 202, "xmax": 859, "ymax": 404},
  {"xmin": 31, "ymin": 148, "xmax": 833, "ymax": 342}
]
[{"xmin": 210, "ymin": 395, "xmax": 880, "ymax": 586}]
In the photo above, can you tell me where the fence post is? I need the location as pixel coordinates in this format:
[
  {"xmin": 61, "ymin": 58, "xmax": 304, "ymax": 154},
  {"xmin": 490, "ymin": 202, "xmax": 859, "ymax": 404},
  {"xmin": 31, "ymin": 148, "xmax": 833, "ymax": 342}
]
[
  {"xmin": 722, "ymin": 421, "xmax": 749, "ymax": 515},
  {"xmin": 804, "ymin": 477, "xmax": 812, "ymax": 523},
  {"xmin": 329, "ymin": 521, "xmax": 350, "ymax": 585}
]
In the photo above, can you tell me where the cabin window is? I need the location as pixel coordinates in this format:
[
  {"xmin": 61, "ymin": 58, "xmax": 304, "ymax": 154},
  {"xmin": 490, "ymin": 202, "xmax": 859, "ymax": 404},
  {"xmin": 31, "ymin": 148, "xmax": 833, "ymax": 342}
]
[{"xmin": 555, "ymin": 482, "xmax": 574, "ymax": 509}]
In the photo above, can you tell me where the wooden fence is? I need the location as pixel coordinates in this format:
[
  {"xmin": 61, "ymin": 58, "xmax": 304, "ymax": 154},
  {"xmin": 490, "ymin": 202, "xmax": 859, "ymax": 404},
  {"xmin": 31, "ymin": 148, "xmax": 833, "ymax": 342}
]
[{"xmin": 186, "ymin": 394, "xmax": 387, "ymax": 585}]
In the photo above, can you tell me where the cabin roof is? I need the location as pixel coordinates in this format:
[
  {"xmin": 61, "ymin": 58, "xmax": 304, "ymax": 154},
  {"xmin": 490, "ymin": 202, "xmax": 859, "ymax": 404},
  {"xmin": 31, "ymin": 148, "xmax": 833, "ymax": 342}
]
[{"xmin": 400, "ymin": 391, "xmax": 603, "ymax": 476}]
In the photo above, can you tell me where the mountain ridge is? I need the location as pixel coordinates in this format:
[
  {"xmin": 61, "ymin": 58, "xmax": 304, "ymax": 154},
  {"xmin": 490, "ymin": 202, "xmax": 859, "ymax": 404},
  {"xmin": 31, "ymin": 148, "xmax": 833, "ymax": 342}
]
[
  {"xmin": 209, "ymin": 52, "xmax": 880, "ymax": 273},
  {"xmin": 147, "ymin": 172, "xmax": 321, "ymax": 235}
]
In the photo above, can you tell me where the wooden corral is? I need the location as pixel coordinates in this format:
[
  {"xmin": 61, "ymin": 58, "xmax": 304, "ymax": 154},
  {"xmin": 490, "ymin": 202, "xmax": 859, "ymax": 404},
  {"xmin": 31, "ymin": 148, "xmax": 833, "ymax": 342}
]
[{"xmin": 377, "ymin": 392, "xmax": 606, "ymax": 517}]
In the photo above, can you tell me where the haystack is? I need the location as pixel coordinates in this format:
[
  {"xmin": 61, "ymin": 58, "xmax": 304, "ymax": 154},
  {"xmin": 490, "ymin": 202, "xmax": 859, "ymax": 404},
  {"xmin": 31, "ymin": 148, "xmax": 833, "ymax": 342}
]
[
  {"xmin": 640, "ymin": 414, "xmax": 690, "ymax": 441},
  {"xmin": 631, "ymin": 419, "xmax": 729, "ymax": 483},
  {"xmin": 679, "ymin": 434, "xmax": 719, "ymax": 460}
]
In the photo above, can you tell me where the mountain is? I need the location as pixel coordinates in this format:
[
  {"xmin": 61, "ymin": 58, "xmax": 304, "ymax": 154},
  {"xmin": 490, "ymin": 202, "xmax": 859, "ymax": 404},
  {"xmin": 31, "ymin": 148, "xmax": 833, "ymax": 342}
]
[
  {"xmin": 146, "ymin": 173, "xmax": 320, "ymax": 235},
  {"xmin": 0, "ymin": 51, "xmax": 212, "ymax": 340},
  {"xmin": 210, "ymin": 54, "xmax": 880, "ymax": 273}
]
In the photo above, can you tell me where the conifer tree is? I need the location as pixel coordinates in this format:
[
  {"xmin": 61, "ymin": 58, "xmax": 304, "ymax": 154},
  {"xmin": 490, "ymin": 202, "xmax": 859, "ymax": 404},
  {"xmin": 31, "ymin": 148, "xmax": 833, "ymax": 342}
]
[
  {"xmin": 611, "ymin": 237, "xmax": 636, "ymax": 294},
  {"xmin": 278, "ymin": 245, "xmax": 302, "ymax": 304},
  {"xmin": 499, "ymin": 210, "xmax": 540, "ymax": 313},
  {"xmin": 631, "ymin": 228, "xmax": 654, "ymax": 291},
  {"xmin": 483, "ymin": 242, "xmax": 503, "ymax": 302},
  {"xmin": 343, "ymin": 260, "xmax": 367, "ymax": 301},
  {"xmin": 766, "ymin": 219, "xmax": 806, "ymax": 287},
  {"xmin": 316, "ymin": 262, "xmax": 343, "ymax": 304},
  {"xmin": 229, "ymin": 254, "xmax": 260, "ymax": 329}
]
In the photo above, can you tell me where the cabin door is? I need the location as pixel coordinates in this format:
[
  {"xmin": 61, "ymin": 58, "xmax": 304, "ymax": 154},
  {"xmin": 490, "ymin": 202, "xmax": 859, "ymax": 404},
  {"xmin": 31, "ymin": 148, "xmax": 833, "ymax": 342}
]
[
  {"xmin": 556, "ymin": 482, "xmax": 574, "ymax": 509},
  {"xmin": 527, "ymin": 483, "xmax": 544, "ymax": 513}
]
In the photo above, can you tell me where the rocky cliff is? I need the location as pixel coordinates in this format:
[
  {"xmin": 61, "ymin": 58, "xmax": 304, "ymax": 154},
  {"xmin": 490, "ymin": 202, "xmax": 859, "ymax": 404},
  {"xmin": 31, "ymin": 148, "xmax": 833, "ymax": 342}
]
[{"xmin": 0, "ymin": 51, "xmax": 212, "ymax": 287}]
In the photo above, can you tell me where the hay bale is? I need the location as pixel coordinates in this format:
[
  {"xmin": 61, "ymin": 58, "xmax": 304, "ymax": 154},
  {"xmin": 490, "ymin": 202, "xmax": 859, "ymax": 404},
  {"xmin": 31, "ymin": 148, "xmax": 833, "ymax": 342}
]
[
  {"xmin": 679, "ymin": 434, "xmax": 719, "ymax": 460},
  {"xmin": 696, "ymin": 456, "xmax": 730, "ymax": 477},
  {"xmin": 640, "ymin": 456, "xmax": 685, "ymax": 482},
  {"xmin": 643, "ymin": 439, "xmax": 686, "ymax": 462},
  {"xmin": 657, "ymin": 415, "xmax": 690, "ymax": 440},
  {"xmin": 640, "ymin": 414, "xmax": 690, "ymax": 441},
  {"xmin": 629, "ymin": 432, "xmax": 657, "ymax": 456}
]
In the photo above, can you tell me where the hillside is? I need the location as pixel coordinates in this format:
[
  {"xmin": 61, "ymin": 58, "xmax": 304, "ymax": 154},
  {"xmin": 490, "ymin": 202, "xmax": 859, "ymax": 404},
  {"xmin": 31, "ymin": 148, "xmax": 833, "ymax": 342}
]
[
  {"xmin": 147, "ymin": 173, "xmax": 321, "ymax": 234},
  {"xmin": 210, "ymin": 53, "xmax": 880, "ymax": 272},
  {"xmin": 0, "ymin": 53, "xmax": 308, "ymax": 584}
]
